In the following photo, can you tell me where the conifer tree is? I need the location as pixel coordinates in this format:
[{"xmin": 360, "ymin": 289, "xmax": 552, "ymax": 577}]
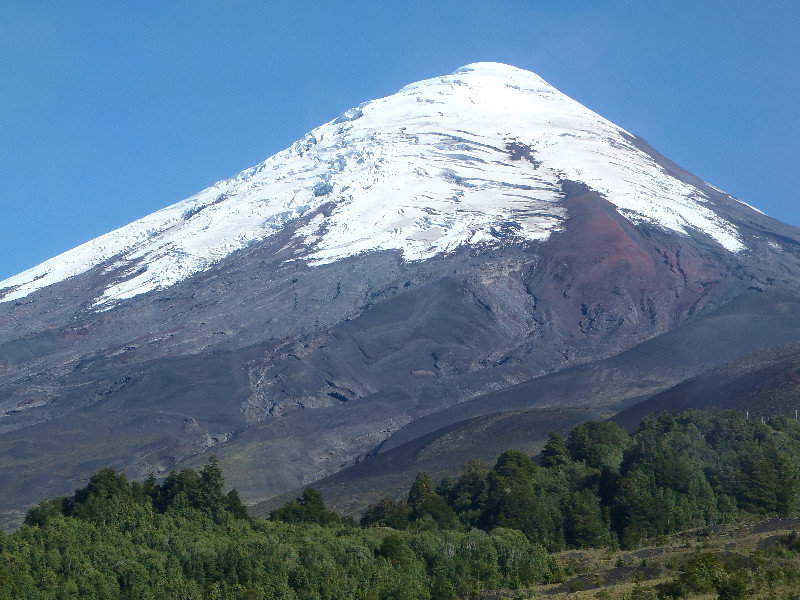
[{"xmin": 541, "ymin": 432, "xmax": 570, "ymax": 468}]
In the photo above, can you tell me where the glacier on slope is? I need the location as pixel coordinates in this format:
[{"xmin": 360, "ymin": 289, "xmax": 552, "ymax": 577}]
[{"xmin": 0, "ymin": 62, "xmax": 745, "ymax": 307}]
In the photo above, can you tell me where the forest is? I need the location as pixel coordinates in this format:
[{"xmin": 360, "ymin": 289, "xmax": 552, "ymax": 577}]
[
  {"xmin": 359, "ymin": 409, "xmax": 800, "ymax": 550},
  {"xmin": 2, "ymin": 409, "xmax": 800, "ymax": 599}
]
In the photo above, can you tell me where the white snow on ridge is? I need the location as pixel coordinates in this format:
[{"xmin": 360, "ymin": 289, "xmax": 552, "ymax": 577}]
[{"xmin": 0, "ymin": 62, "xmax": 746, "ymax": 306}]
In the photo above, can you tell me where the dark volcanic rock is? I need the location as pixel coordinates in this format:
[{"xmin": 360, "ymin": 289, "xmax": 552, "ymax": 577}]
[{"xmin": 614, "ymin": 340, "xmax": 800, "ymax": 431}]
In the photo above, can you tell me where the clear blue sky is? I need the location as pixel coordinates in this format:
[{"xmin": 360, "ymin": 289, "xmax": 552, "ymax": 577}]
[{"xmin": 1, "ymin": 1, "xmax": 798, "ymax": 280}]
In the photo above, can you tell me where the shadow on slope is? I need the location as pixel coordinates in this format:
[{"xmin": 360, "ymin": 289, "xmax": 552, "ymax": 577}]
[
  {"xmin": 613, "ymin": 341, "xmax": 800, "ymax": 431},
  {"xmin": 378, "ymin": 290, "xmax": 800, "ymax": 453}
]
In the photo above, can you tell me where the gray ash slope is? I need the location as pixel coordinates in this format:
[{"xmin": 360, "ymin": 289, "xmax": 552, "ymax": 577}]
[
  {"xmin": 613, "ymin": 338, "xmax": 800, "ymax": 431},
  {"xmin": 1, "ymin": 63, "xmax": 800, "ymax": 526},
  {"xmin": 253, "ymin": 291, "xmax": 800, "ymax": 518}
]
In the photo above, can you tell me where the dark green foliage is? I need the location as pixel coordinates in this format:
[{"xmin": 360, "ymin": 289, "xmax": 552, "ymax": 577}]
[
  {"xmin": 4, "ymin": 409, "xmax": 800, "ymax": 598},
  {"xmin": 199, "ymin": 454, "xmax": 226, "ymax": 514},
  {"xmin": 408, "ymin": 471, "xmax": 436, "ymax": 512},
  {"xmin": 481, "ymin": 450, "xmax": 557, "ymax": 546},
  {"xmin": 568, "ymin": 420, "xmax": 631, "ymax": 471},
  {"xmin": 776, "ymin": 530, "xmax": 800, "ymax": 553},
  {"xmin": 656, "ymin": 552, "xmax": 752, "ymax": 600},
  {"xmin": 629, "ymin": 584, "xmax": 658, "ymax": 599},
  {"xmin": 377, "ymin": 533, "xmax": 414, "ymax": 565},
  {"xmin": 22, "ymin": 497, "xmax": 66, "ymax": 528},
  {"xmin": 429, "ymin": 577, "xmax": 457, "ymax": 600},
  {"xmin": 563, "ymin": 489, "xmax": 611, "ymax": 548},
  {"xmin": 147, "ymin": 455, "xmax": 241, "ymax": 522},
  {"xmin": 437, "ymin": 459, "xmax": 488, "ymax": 527},
  {"xmin": 541, "ymin": 431, "xmax": 570, "ymax": 468},
  {"xmin": 23, "ymin": 454, "xmax": 243, "ymax": 532},
  {"xmin": 609, "ymin": 410, "xmax": 800, "ymax": 547},
  {"xmin": 405, "ymin": 471, "xmax": 458, "ymax": 529},
  {"xmin": 270, "ymin": 487, "xmax": 342, "ymax": 525},
  {"xmin": 716, "ymin": 565, "xmax": 750, "ymax": 600},
  {"xmin": 414, "ymin": 494, "xmax": 459, "ymax": 529},
  {"xmin": 1, "ymin": 460, "xmax": 556, "ymax": 599},
  {"xmin": 361, "ymin": 496, "xmax": 412, "ymax": 528},
  {"xmin": 398, "ymin": 410, "xmax": 800, "ymax": 551},
  {"xmin": 225, "ymin": 489, "xmax": 249, "ymax": 519}
]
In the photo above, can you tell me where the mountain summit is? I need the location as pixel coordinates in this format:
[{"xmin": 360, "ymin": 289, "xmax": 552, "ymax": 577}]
[
  {"xmin": 2, "ymin": 63, "xmax": 747, "ymax": 306},
  {"xmin": 1, "ymin": 63, "xmax": 799, "ymax": 526}
]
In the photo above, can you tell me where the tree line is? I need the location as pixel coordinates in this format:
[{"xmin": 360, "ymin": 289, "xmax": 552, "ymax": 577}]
[
  {"xmin": 356, "ymin": 409, "xmax": 800, "ymax": 550},
  {"xmin": 2, "ymin": 409, "xmax": 800, "ymax": 598}
]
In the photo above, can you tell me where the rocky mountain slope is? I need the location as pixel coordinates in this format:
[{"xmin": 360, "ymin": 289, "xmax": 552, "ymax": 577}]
[
  {"xmin": 1, "ymin": 63, "xmax": 799, "ymax": 526},
  {"xmin": 254, "ymin": 291, "xmax": 800, "ymax": 517}
]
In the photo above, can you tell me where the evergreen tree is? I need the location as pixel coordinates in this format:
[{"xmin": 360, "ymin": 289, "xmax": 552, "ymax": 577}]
[
  {"xmin": 541, "ymin": 432, "xmax": 570, "ymax": 468},
  {"xmin": 271, "ymin": 487, "xmax": 341, "ymax": 525},
  {"xmin": 568, "ymin": 421, "xmax": 631, "ymax": 471},
  {"xmin": 408, "ymin": 472, "xmax": 436, "ymax": 513},
  {"xmin": 361, "ymin": 497, "xmax": 411, "ymax": 529},
  {"xmin": 407, "ymin": 471, "xmax": 458, "ymax": 528}
]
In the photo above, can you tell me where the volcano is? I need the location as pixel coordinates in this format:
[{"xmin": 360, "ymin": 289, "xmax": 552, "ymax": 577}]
[{"xmin": 2, "ymin": 63, "xmax": 799, "ymax": 525}]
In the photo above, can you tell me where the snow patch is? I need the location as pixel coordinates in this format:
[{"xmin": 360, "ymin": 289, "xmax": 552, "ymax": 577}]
[{"xmin": 1, "ymin": 62, "xmax": 748, "ymax": 307}]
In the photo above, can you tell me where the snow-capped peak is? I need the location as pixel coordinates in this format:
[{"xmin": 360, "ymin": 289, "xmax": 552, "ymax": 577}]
[{"xmin": 1, "ymin": 62, "xmax": 745, "ymax": 307}]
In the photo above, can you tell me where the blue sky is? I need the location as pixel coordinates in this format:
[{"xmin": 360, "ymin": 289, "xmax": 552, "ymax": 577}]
[{"xmin": 1, "ymin": 1, "xmax": 798, "ymax": 280}]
